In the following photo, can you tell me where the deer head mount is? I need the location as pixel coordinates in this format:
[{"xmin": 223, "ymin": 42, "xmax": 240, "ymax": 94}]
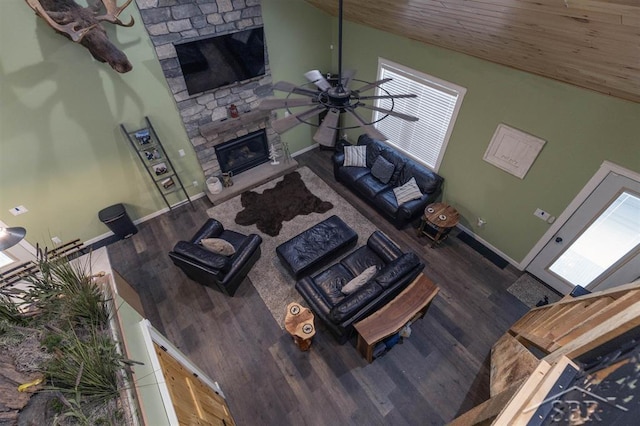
[{"xmin": 25, "ymin": 0, "xmax": 135, "ymax": 73}]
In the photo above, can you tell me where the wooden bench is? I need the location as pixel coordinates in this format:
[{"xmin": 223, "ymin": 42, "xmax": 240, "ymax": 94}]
[{"xmin": 354, "ymin": 273, "xmax": 439, "ymax": 362}]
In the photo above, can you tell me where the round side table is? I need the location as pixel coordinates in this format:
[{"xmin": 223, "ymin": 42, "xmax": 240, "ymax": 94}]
[
  {"xmin": 417, "ymin": 202, "xmax": 460, "ymax": 247},
  {"xmin": 284, "ymin": 302, "xmax": 316, "ymax": 351}
]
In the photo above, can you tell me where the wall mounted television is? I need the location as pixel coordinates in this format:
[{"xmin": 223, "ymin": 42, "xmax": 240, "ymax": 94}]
[{"xmin": 175, "ymin": 27, "xmax": 266, "ymax": 96}]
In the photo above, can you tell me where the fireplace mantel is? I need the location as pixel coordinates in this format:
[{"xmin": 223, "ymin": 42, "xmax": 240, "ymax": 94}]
[{"xmin": 200, "ymin": 109, "xmax": 272, "ymax": 141}]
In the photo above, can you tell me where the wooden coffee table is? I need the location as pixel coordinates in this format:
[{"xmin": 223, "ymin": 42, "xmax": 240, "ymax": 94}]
[
  {"xmin": 417, "ymin": 202, "xmax": 460, "ymax": 247},
  {"xmin": 354, "ymin": 273, "xmax": 439, "ymax": 362},
  {"xmin": 284, "ymin": 302, "xmax": 316, "ymax": 351}
]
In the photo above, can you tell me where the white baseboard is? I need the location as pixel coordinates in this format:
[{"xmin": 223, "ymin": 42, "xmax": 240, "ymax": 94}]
[
  {"xmin": 292, "ymin": 143, "xmax": 319, "ymax": 157},
  {"xmin": 455, "ymin": 223, "xmax": 523, "ymax": 270},
  {"xmin": 84, "ymin": 192, "xmax": 207, "ymax": 246}
]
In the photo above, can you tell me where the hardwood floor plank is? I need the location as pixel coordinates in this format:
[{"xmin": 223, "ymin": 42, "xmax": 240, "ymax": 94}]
[{"xmin": 106, "ymin": 148, "xmax": 529, "ymax": 425}]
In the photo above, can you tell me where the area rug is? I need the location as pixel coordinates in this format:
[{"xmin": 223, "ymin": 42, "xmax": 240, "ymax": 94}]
[
  {"xmin": 207, "ymin": 166, "xmax": 378, "ymax": 328},
  {"xmin": 235, "ymin": 171, "xmax": 333, "ymax": 236},
  {"xmin": 507, "ymin": 273, "xmax": 562, "ymax": 308}
]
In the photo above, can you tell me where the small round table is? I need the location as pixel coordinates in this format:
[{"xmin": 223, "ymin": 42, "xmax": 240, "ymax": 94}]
[
  {"xmin": 417, "ymin": 202, "xmax": 460, "ymax": 247},
  {"xmin": 284, "ymin": 302, "xmax": 316, "ymax": 351}
]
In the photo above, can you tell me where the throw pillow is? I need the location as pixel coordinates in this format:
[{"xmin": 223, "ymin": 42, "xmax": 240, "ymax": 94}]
[
  {"xmin": 370, "ymin": 155, "xmax": 395, "ymax": 184},
  {"xmin": 393, "ymin": 177, "xmax": 423, "ymax": 205},
  {"xmin": 341, "ymin": 265, "xmax": 377, "ymax": 295},
  {"xmin": 201, "ymin": 238, "xmax": 236, "ymax": 256},
  {"xmin": 343, "ymin": 145, "xmax": 367, "ymax": 167}
]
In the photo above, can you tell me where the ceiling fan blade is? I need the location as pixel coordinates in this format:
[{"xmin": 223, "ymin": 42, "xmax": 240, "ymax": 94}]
[
  {"xmin": 345, "ymin": 107, "xmax": 388, "ymax": 141},
  {"xmin": 259, "ymin": 98, "xmax": 317, "ymax": 110},
  {"xmin": 313, "ymin": 108, "xmax": 340, "ymax": 146},
  {"xmin": 273, "ymin": 81, "xmax": 319, "ymax": 97},
  {"xmin": 341, "ymin": 69, "xmax": 356, "ymax": 88},
  {"xmin": 358, "ymin": 104, "xmax": 419, "ymax": 122},
  {"xmin": 304, "ymin": 70, "xmax": 332, "ymax": 91},
  {"xmin": 359, "ymin": 94, "xmax": 418, "ymax": 100},
  {"xmin": 271, "ymin": 107, "xmax": 325, "ymax": 134},
  {"xmin": 355, "ymin": 78, "xmax": 393, "ymax": 93}
]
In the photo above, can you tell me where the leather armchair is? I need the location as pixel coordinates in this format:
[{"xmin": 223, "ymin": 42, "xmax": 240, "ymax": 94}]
[{"xmin": 169, "ymin": 219, "xmax": 262, "ymax": 296}]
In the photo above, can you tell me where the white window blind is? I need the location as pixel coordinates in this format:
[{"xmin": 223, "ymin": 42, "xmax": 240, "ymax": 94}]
[{"xmin": 373, "ymin": 59, "xmax": 466, "ymax": 171}]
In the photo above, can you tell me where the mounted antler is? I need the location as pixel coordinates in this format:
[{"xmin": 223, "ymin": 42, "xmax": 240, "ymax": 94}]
[
  {"xmin": 93, "ymin": 0, "xmax": 135, "ymax": 27},
  {"xmin": 24, "ymin": 0, "xmax": 135, "ymax": 73}
]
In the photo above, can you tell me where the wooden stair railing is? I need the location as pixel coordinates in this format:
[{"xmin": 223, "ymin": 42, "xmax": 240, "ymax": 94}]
[{"xmin": 449, "ymin": 279, "xmax": 640, "ymax": 425}]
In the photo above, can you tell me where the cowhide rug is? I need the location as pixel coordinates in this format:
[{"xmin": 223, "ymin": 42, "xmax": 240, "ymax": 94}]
[{"xmin": 235, "ymin": 171, "xmax": 333, "ymax": 236}]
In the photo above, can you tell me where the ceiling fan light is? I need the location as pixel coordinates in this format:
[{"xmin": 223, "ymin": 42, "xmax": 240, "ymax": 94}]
[{"xmin": 0, "ymin": 226, "xmax": 27, "ymax": 251}]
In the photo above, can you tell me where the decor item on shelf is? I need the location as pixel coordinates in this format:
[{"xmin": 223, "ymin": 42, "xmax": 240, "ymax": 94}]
[
  {"xmin": 161, "ymin": 177, "xmax": 175, "ymax": 189},
  {"xmin": 120, "ymin": 117, "xmax": 193, "ymax": 211},
  {"xmin": 228, "ymin": 104, "xmax": 239, "ymax": 118},
  {"xmin": 0, "ymin": 227, "xmax": 26, "ymax": 250},
  {"xmin": 282, "ymin": 141, "xmax": 292, "ymax": 162},
  {"xmin": 221, "ymin": 172, "xmax": 234, "ymax": 187},
  {"xmin": 206, "ymin": 177, "xmax": 222, "ymax": 194},
  {"xmin": 24, "ymin": 0, "xmax": 135, "ymax": 73},
  {"xmin": 269, "ymin": 143, "xmax": 280, "ymax": 165},
  {"xmin": 258, "ymin": 0, "xmax": 418, "ymax": 147}
]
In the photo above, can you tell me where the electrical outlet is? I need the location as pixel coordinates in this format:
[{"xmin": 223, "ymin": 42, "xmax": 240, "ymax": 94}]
[
  {"xmin": 9, "ymin": 205, "xmax": 28, "ymax": 216},
  {"xmin": 178, "ymin": 149, "xmax": 185, "ymax": 157},
  {"xmin": 534, "ymin": 208, "xmax": 550, "ymax": 221},
  {"xmin": 193, "ymin": 180, "xmax": 198, "ymax": 188},
  {"xmin": 52, "ymin": 236, "xmax": 62, "ymax": 244}
]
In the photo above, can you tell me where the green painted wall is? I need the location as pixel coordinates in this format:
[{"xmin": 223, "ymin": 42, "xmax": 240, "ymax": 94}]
[
  {"xmin": 0, "ymin": 1, "xmax": 331, "ymax": 247},
  {"xmin": 335, "ymin": 21, "xmax": 640, "ymax": 263},
  {"xmin": 261, "ymin": 0, "xmax": 332, "ymax": 153},
  {"xmin": 3, "ymin": 1, "xmax": 638, "ymax": 264},
  {"xmin": 0, "ymin": 2, "xmax": 204, "ymax": 246}
]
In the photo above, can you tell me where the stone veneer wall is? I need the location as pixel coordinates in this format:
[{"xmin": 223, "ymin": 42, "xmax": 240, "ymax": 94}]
[{"xmin": 135, "ymin": 0, "xmax": 280, "ymax": 179}]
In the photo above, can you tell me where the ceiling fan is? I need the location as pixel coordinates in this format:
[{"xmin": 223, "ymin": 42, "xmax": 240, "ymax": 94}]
[{"xmin": 258, "ymin": 0, "xmax": 419, "ymax": 147}]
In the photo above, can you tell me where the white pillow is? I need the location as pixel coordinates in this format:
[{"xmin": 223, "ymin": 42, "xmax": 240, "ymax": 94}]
[
  {"xmin": 341, "ymin": 265, "xmax": 377, "ymax": 295},
  {"xmin": 393, "ymin": 177, "xmax": 423, "ymax": 205},
  {"xmin": 201, "ymin": 238, "xmax": 236, "ymax": 256},
  {"xmin": 343, "ymin": 145, "xmax": 367, "ymax": 167}
]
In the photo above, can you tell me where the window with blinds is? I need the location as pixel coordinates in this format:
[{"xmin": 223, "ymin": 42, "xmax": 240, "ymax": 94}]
[{"xmin": 372, "ymin": 59, "xmax": 466, "ymax": 171}]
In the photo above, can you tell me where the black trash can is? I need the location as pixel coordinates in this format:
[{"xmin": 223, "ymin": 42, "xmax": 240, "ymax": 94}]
[{"xmin": 98, "ymin": 203, "xmax": 137, "ymax": 239}]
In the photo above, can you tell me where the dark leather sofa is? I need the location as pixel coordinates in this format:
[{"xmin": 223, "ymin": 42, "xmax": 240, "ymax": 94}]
[
  {"xmin": 333, "ymin": 134, "xmax": 444, "ymax": 228},
  {"xmin": 169, "ymin": 219, "xmax": 262, "ymax": 296},
  {"xmin": 295, "ymin": 230, "xmax": 424, "ymax": 343}
]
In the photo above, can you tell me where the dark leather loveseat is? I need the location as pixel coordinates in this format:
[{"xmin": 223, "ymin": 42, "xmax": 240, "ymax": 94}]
[
  {"xmin": 333, "ymin": 134, "xmax": 444, "ymax": 228},
  {"xmin": 295, "ymin": 230, "xmax": 424, "ymax": 343},
  {"xmin": 169, "ymin": 219, "xmax": 262, "ymax": 296}
]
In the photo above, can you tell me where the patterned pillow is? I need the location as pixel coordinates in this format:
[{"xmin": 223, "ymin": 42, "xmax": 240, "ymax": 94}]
[
  {"xmin": 201, "ymin": 238, "xmax": 236, "ymax": 256},
  {"xmin": 341, "ymin": 265, "xmax": 378, "ymax": 295},
  {"xmin": 343, "ymin": 145, "xmax": 367, "ymax": 167},
  {"xmin": 393, "ymin": 177, "xmax": 423, "ymax": 205},
  {"xmin": 370, "ymin": 155, "xmax": 395, "ymax": 184}
]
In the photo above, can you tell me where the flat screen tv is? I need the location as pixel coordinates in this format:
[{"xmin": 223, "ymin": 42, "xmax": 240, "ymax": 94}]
[{"xmin": 175, "ymin": 27, "xmax": 266, "ymax": 96}]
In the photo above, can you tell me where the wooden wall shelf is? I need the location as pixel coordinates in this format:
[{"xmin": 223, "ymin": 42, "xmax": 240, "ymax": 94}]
[{"xmin": 199, "ymin": 109, "xmax": 272, "ymax": 140}]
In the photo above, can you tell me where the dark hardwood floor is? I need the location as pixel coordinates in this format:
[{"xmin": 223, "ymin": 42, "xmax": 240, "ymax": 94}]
[{"xmin": 107, "ymin": 148, "xmax": 528, "ymax": 425}]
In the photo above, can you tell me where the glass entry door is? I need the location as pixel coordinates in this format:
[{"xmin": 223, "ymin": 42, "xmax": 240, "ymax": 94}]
[{"xmin": 527, "ymin": 173, "xmax": 640, "ymax": 293}]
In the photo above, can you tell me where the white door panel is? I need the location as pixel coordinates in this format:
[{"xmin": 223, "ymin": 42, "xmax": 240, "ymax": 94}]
[{"xmin": 527, "ymin": 173, "xmax": 640, "ymax": 294}]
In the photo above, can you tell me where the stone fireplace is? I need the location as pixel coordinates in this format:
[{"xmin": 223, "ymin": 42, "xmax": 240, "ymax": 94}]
[
  {"xmin": 135, "ymin": 0, "xmax": 289, "ymax": 182},
  {"xmin": 215, "ymin": 129, "xmax": 269, "ymax": 175}
]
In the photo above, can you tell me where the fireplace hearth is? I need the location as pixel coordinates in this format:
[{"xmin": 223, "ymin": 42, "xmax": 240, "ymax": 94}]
[{"xmin": 215, "ymin": 129, "xmax": 269, "ymax": 176}]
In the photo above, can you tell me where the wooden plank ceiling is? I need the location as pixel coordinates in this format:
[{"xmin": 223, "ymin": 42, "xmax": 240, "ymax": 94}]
[{"xmin": 305, "ymin": 0, "xmax": 640, "ymax": 103}]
